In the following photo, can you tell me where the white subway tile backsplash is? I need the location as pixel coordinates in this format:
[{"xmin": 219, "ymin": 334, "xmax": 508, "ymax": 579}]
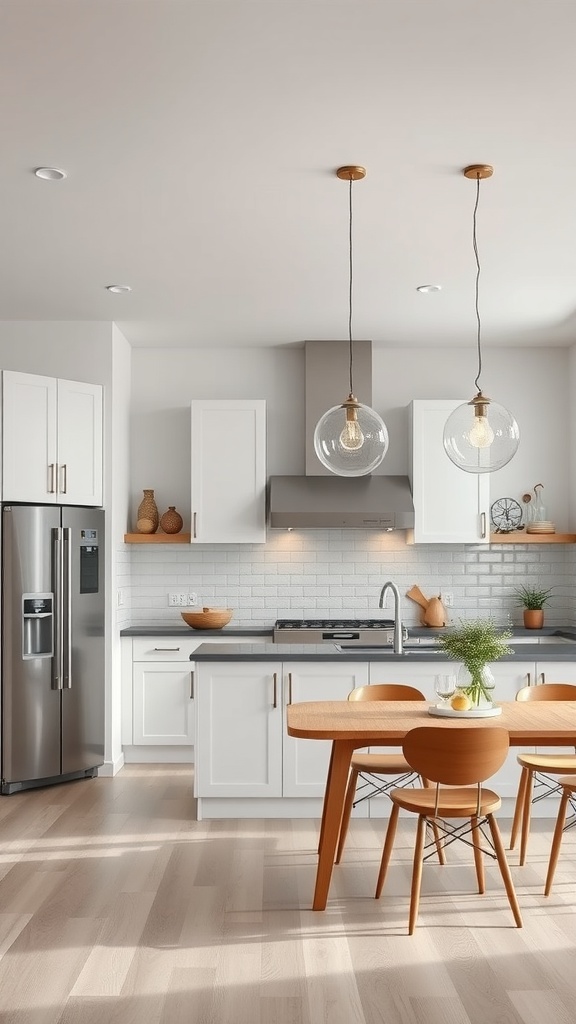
[{"xmin": 121, "ymin": 530, "xmax": 576, "ymax": 628}]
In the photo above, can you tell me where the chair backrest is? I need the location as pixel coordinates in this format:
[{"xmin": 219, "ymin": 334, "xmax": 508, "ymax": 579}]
[
  {"xmin": 348, "ymin": 683, "xmax": 426, "ymax": 702},
  {"xmin": 516, "ymin": 683, "xmax": 576, "ymax": 702},
  {"xmin": 402, "ymin": 726, "xmax": 509, "ymax": 786}
]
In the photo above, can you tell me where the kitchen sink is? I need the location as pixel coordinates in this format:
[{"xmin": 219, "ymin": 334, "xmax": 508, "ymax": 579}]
[
  {"xmin": 334, "ymin": 632, "xmax": 576, "ymax": 654},
  {"xmin": 334, "ymin": 644, "xmax": 444, "ymax": 654}
]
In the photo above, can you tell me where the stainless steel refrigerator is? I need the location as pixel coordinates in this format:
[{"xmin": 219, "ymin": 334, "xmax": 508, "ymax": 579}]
[{"xmin": 1, "ymin": 504, "xmax": 105, "ymax": 794}]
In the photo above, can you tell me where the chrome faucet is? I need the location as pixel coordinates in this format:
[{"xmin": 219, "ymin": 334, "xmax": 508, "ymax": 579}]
[{"xmin": 379, "ymin": 580, "xmax": 403, "ymax": 654}]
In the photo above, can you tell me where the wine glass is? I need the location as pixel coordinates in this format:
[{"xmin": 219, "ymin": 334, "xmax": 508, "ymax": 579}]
[{"xmin": 434, "ymin": 674, "xmax": 457, "ymax": 705}]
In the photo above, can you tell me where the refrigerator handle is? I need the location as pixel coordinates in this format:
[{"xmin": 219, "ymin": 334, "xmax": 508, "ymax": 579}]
[
  {"xmin": 62, "ymin": 527, "xmax": 72, "ymax": 688},
  {"xmin": 52, "ymin": 528, "xmax": 64, "ymax": 690}
]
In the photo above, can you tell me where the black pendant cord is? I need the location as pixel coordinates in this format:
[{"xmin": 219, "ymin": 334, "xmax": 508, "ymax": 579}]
[
  {"xmin": 348, "ymin": 177, "xmax": 354, "ymax": 395},
  {"xmin": 472, "ymin": 174, "xmax": 483, "ymax": 394}
]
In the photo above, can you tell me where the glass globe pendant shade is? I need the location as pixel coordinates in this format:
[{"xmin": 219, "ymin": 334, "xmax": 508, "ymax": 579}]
[
  {"xmin": 314, "ymin": 394, "xmax": 389, "ymax": 477},
  {"xmin": 443, "ymin": 392, "xmax": 520, "ymax": 474}
]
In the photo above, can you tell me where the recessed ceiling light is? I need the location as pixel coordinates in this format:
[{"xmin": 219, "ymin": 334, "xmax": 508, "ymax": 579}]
[
  {"xmin": 34, "ymin": 167, "xmax": 67, "ymax": 180},
  {"xmin": 106, "ymin": 285, "xmax": 132, "ymax": 294},
  {"xmin": 416, "ymin": 284, "xmax": 442, "ymax": 293}
]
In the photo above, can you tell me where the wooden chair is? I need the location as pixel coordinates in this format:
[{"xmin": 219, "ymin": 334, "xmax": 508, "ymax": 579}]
[
  {"xmin": 544, "ymin": 775, "xmax": 576, "ymax": 895},
  {"xmin": 375, "ymin": 725, "xmax": 522, "ymax": 934},
  {"xmin": 335, "ymin": 684, "xmax": 431, "ymax": 864},
  {"xmin": 509, "ymin": 683, "xmax": 576, "ymax": 866}
]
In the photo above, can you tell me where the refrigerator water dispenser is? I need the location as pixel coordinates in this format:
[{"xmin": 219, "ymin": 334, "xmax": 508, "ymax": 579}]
[{"xmin": 22, "ymin": 595, "xmax": 54, "ymax": 659}]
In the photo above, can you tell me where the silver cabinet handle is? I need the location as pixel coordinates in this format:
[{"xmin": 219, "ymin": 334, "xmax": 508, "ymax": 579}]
[
  {"xmin": 272, "ymin": 672, "xmax": 278, "ymax": 709},
  {"xmin": 193, "ymin": 512, "xmax": 197, "ymax": 539},
  {"xmin": 526, "ymin": 672, "xmax": 531, "ymax": 686},
  {"xmin": 190, "ymin": 670, "xmax": 194, "ymax": 700},
  {"xmin": 48, "ymin": 463, "xmax": 56, "ymax": 494},
  {"xmin": 287, "ymin": 671, "xmax": 293, "ymax": 705},
  {"xmin": 153, "ymin": 647, "xmax": 181, "ymax": 652},
  {"xmin": 480, "ymin": 512, "xmax": 487, "ymax": 539},
  {"xmin": 539, "ymin": 672, "xmax": 545, "ymax": 685},
  {"xmin": 60, "ymin": 463, "xmax": 67, "ymax": 494}
]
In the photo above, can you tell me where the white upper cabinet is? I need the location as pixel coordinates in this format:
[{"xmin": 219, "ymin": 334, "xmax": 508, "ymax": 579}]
[
  {"xmin": 409, "ymin": 399, "xmax": 489, "ymax": 544},
  {"xmin": 2, "ymin": 371, "xmax": 103, "ymax": 506},
  {"xmin": 190, "ymin": 399, "xmax": 266, "ymax": 543}
]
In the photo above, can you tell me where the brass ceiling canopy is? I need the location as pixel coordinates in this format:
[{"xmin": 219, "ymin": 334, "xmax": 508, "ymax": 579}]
[
  {"xmin": 463, "ymin": 164, "xmax": 494, "ymax": 180},
  {"xmin": 336, "ymin": 166, "xmax": 366, "ymax": 181}
]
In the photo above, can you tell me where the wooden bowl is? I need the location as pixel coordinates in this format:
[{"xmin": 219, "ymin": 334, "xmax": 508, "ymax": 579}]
[{"xmin": 181, "ymin": 608, "xmax": 233, "ymax": 630}]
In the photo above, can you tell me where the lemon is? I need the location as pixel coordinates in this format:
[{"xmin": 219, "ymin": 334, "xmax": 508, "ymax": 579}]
[{"xmin": 451, "ymin": 693, "xmax": 471, "ymax": 711}]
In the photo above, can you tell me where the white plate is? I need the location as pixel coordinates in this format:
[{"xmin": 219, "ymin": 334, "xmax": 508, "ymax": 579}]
[{"xmin": 428, "ymin": 704, "xmax": 502, "ymax": 719}]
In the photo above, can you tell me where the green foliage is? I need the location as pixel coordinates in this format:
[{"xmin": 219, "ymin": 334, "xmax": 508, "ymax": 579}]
[
  {"xmin": 514, "ymin": 585, "xmax": 553, "ymax": 610},
  {"xmin": 437, "ymin": 619, "xmax": 514, "ymax": 705},
  {"xmin": 437, "ymin": 618, "xmax": 514, "ymax": 667}
]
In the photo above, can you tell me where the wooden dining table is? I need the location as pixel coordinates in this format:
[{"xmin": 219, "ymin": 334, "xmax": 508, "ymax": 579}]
[{"xmin": 286, "ymin": 699, "xmax": 576, "ymax": 910}]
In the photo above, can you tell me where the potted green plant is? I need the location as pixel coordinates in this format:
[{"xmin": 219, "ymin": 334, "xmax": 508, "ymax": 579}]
[
  {"xmin": 437, "ymin": 618, "xmax": 514, "ymax": 706},
  {"xmin": 514, "ymin": 585, "xmax": 553, "ymax": 630}
]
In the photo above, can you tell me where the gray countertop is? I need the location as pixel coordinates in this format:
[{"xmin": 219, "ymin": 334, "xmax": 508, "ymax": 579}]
[
  {"xmin": 120, "ymin": 625, "xmax": 273, "ymax": 638},
  {"xmin": 190, "ymin": 635, "xmax": 576, "ymax": 662}
]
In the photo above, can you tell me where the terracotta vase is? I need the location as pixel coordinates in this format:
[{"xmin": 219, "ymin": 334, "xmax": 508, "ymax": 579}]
[
  {"xmin": 524, "ymin": 609, "xmax": 544, "ymax": 630},
  {"xmin": 160, "ymin": 506, "xmax": 183, "ymax": 534},
  {"xmin": 137, "ymin": 489, "xmax": 159, "ymax": 533}
]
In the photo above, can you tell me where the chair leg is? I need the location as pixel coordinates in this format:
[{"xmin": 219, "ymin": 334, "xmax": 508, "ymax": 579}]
[
  {"xmin": 422, "ymin": 778, "xmax": 446, "ymax": 865},
  {"xmin": 408, "ymin": 814, "xmax": 427, "ymax": 935},
  {"xmin": 486, "ymin": 814, "xmax": 523, "ymax": 928},
  {"xmin": 375, "ymin": 802, "xmax": 399, "ymax": 899},
  {"xmin": 335, "ymin": 768, "xmax": 359, "ymax": 864},
  {"xmin": 430, "ymin": 820, "xmax": 447, "ymax": 865},
  {"xmin": 510, "ymin": 766, "xmax": 528, "ymax": 851},
  {"xmin": 519, "ymin": 768, "xmax": 535, "ymax": 866},
  {"xmin": 471, "ymin": 815, "xmax": 485, "ymax": 894},
  {"xmin": 544, "ymin": 788, "xmax": 572, "ymax": 896}
]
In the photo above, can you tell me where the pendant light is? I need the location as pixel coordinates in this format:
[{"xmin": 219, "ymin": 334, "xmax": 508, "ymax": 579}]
[
  {"xmin": 313, "ymin": 165, "xmax": 389, "ymax": 477},
  {"xmin": 443, "ymin": 164, "xmax": 520, "ymax": 474}
]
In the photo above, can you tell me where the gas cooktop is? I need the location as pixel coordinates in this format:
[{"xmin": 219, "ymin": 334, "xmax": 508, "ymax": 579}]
[{"xmin": 273, "ymin": 618, "xmax": 406, "ymax": 645}]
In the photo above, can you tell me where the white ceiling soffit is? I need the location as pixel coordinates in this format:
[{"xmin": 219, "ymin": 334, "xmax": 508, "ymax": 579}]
[{"xmin": 2, "ymin": 1, "xmax": 576, "ymax": 350}]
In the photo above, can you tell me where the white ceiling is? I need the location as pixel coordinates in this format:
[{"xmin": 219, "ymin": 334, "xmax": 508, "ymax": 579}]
[{"xmin": 3, "ymin": 0, "xmax": 576, "ymax": 350}]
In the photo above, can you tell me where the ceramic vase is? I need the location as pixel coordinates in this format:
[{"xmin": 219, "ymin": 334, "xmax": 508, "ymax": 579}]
[
  {"xmin": 160, "ymin": 506, "xmax": 183, "ymax": 534},
  {"xmin": 137, "ymin": 489, "xmax": 159, "ymax": 533}
]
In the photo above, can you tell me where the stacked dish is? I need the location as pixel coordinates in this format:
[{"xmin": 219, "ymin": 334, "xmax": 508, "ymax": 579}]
[{"xmin": 526, "ymin": 521, "xmax": 555, "ymax": 534}]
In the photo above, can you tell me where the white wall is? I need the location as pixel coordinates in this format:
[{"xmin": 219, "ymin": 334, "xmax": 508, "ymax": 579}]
[{"xmin": 106, "ymin": 325, "xmax": 132, "ymax": 773}]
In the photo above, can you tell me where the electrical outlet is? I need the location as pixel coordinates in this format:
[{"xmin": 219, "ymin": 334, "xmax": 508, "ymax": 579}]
[
  {"xmin": 168, "ymin": 592, "xmax": 190, "ymax": 607},
  {"xmin": 117, "ymin": 589, "xmax": 124, "ymax": 607},
  {"xmin": 187, "ymin": 592, "xmax": 198, "ymax": 607},
  {"xmin": 442, "ymin": 592, "xmax": 454, "ymax": 607}
]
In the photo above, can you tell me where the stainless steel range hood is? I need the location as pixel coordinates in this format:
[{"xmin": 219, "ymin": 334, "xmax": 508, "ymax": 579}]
[{"xmin": 269, "ymin": 341, "xmax": 415, "ymax": 529}]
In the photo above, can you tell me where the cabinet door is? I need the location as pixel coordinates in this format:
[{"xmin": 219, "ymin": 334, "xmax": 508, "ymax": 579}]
[
  {"xmin": 133, "ymin": 662, "xmax": 195, "ymax": 745},
  {"xmin": 409, "ymin": 399, "xmax": 489, "ymax": 543},
  {"xmin": 195, "ymin": 661, "xmax": 282, "ymax": 797},
  {"xmin": 282, "ymin": 662, "xmax": 369, "ymax": 797},
  {"xmin": 57, "ymin": 379, "xmax": 103, "ymax": 506},
  {"xmin": 2, "ymin": 371, "xmax": 58, "ymax": 502},
  {"xmin": 191, "ymin": 399, "xmax": 266, "ymax": 543}
]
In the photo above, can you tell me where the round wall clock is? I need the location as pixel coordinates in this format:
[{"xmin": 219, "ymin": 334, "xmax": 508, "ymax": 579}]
[{"xmin": 490, "ymin": 497, "xmax": 523, "ymax": 532}]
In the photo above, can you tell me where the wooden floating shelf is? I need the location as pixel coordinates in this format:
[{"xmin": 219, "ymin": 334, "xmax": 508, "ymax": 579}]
[
  {"xmin": 490, "ymin": 533, "xmax": 576, "ymax": 544},
  {"xmin": 124, "ymin": 532, "xmax": 191, "ymax": 544}
]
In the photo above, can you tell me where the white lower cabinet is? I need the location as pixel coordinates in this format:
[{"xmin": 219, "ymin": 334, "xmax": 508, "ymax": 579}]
[
  {"xmin": 282, "ymin": 662, "xmax": 368, "ymax": 797},
  {"xmin": 122, "ymin": 637, "xmax": 201, "ymax": 762},
  {"xmin": 195, "ymin": 661, "xmax": 283, "ymax": 798},
  {"xmin": 133, "ymin": 662, "xmax": 195, "ymax": 745},
  {"xmin": 194, "ymin": 659, "xmax": 368, "ymax": 810}
]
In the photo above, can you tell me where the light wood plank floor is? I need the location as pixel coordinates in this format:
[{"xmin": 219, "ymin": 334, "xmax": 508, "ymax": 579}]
[{"xmin": 0, "ymin": 765, "xmax": 575, "ymax": 1024}]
